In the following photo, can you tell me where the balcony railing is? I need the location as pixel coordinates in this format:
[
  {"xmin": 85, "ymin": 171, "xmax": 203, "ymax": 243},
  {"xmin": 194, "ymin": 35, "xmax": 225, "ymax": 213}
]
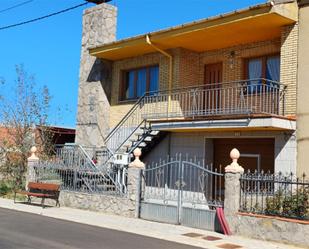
[{"xmin": 141, "ymin": 79, "xmax": 286, "ymax": 120}]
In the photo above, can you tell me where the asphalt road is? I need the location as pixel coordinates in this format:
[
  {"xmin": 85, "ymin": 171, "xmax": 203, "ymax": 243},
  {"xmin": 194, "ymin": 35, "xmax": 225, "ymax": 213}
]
[{"xmin": 0, "ymin": 208, "xmax": 203, "ymax": 249}]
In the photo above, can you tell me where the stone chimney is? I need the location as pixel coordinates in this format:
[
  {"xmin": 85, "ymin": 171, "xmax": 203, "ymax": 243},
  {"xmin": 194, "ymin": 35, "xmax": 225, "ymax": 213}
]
[
  {"xmin": 268, "ymin": 0, "xmax": 296, "ymax": 4},
  {"xmin": 75, "ymin": 3, "xmax": 117, "ymax": 147}
]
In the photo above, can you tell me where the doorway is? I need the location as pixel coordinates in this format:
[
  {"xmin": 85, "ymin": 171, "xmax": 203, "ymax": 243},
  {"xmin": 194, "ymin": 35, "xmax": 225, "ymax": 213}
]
[
  {"xmin": 204, "ymin": 63, "xmax": 223, "ymax": 113},
  {"xmin": 213, "ymin": 138, "xmax": 275, "ymax": 173}
]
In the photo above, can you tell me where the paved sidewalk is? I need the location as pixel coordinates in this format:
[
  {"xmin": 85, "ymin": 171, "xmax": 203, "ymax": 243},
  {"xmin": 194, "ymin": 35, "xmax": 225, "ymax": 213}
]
[{"xmin": 0, "ymin": 198, "xmax": 303, "ymax": 249}]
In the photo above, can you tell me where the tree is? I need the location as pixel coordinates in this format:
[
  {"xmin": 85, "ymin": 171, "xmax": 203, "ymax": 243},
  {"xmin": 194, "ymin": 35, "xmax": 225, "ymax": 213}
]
[{"xmin": 0, "ymin": 64, "xmax": 53, "ymax": 190}]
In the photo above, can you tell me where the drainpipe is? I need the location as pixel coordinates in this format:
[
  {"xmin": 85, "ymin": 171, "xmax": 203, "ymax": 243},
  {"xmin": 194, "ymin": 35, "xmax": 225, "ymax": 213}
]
[{"xmin": 146, "ymin": 35, "xmax": 173, "ymax": 117}]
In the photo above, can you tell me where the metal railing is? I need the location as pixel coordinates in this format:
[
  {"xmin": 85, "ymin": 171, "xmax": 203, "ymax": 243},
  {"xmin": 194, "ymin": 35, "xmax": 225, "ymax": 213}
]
[
  {"xmin": 141, "ymin": 79, "xmax": 286, "ymax": 120},
  {"xmin": 34, "ymin": 160, "xmax": 127, "ymax": 196},
  {"xmin": 105, "ymin": 98, "xmax": 146, "ymax": 154},
  {"xmin": 240, "ymin": 171, "xmax": 309, "ymax": 220},
  {"xmin": 142, "ymin": 154, "xmax": 224, "ymax": 208},
  {"xmin": 53, "ymin": 144, "xmax": 127, "ymax": 195},
  {"xmin": 55, "ymin": 144, "xmax": 97, "ymax": 170}
]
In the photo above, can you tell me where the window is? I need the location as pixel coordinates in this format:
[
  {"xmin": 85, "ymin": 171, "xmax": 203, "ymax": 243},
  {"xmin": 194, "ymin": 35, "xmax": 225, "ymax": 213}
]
[
  {"xmin": 121, "ymin": 65, "xmax": 159, "ymax": 101},
  {"xmin": 245, "ymin": 55, "xmax": 280, "ymax": 93}
]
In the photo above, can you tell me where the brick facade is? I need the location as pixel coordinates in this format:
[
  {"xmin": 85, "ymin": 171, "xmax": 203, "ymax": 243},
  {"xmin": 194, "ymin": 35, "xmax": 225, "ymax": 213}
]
[
  {"xmin": 280, "ymin": 23, "xmax": 298, "ymax": 115},
  {"xmin": 109, "ymin": 26, "xmax": 297, "ymax": 128}
]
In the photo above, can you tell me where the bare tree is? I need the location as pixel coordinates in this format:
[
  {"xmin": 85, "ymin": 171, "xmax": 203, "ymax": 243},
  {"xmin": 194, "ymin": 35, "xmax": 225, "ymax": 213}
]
[{"xmin": 0, "ymin": 64, "xmax": 53, "ymax": 189}]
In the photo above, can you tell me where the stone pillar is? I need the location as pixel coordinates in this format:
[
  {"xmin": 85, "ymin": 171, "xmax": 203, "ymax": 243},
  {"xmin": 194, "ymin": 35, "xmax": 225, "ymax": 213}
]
[
  {"xmin": 75, "ymin": 3, "xmax": 117, "ymax": 147},
  {"xmin": 26, "ymin": 146, "xmax": 39, "ymax": 190},
  {"xmin": 224, "ymin": 148, "xmax": 244, "ymax": 231},
  {"xmin": 128, "ymin": 148, "xmax": 145, "ymax": 218}
]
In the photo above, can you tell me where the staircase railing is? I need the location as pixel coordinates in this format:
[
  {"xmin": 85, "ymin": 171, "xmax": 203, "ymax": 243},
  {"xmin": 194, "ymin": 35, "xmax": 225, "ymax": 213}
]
[
  {"xmin": 55, "ymin": 144, "xmax": 125, "ymax": 195},
  {"xmin": 55, "ymin": 144, "xmax": 97, "ymax": 170},
  {"xmin": 102, "ymin": 96, "xmax": 147, "ymax": 164}
]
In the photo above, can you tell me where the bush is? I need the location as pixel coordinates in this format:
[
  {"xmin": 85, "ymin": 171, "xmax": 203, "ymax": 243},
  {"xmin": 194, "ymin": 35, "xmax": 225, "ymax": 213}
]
[
  {"xmin": 265, "ymin": 187, "xmax": 309, "ymax": 220},
  {"xmin": 0, "ymin": 180, "xmax": 13, "ymax": 196},
  {"xmin": 0, "ymin": 182, "xmax": 10, "ymax": 196}
]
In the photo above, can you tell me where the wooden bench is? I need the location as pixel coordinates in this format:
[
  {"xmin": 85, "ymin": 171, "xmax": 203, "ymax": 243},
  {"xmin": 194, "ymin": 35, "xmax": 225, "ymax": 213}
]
[{"xmin": 14, "ymin": 182, "xmax": 60, "ymax": 208}]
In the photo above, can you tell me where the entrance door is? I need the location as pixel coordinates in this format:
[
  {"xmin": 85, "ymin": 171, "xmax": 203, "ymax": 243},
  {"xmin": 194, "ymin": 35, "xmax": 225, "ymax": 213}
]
[
  {"xmin": 213, "ymin": 138, "xmax": 275, "ymax": 173},
  {"xmin": 204, "ymin": 63, "xmax": 223, "ymax": 114}
]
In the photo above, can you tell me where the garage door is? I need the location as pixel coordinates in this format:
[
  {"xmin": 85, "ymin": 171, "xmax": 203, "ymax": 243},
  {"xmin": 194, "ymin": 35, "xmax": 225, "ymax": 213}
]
[{"xmin": 213, "ymin": 138, "xmax": 275, "ymax": 173}]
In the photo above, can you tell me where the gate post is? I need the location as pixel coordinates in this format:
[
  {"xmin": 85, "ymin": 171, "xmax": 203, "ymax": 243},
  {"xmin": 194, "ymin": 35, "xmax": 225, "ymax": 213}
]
[
  {"xmin": 128, "ymin": 148, "xmax": 145, "ymax": 218},
  {"xmin": 224, "ymin": 148, "xmax": 244, "ymax": 230},
  {"xmin": 27, "ymin": 146, "xmax": 39, "ymax": 190}
]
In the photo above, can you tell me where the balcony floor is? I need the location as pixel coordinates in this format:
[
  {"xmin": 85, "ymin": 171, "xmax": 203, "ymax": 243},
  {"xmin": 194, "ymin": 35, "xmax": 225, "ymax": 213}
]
[{"xmin": 149, "ymin": 114, "xmax": 296, "ymax": 132}]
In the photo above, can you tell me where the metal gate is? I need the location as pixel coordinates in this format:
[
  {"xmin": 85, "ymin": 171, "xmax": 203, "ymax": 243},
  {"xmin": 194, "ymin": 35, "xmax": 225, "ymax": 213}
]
[{"xmin": 139, "ymin": 155, "xmax": 224, "ymax": 231}]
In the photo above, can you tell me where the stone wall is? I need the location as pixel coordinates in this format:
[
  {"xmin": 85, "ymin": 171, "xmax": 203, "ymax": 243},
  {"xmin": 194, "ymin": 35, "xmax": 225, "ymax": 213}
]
[
  {"xmin": 229, "ymin": 213, "xmax": 309, "ymax": 248},
  {"xmin": 75, "ymin": 3, "xmax": 117, "ymax": 146},
  {"xmin": 224, "ymin": 156, "xmax": 309, "ymax": 248},
  {"xmin": 59, "ymin": 191, "xmax": 135, "ymax": 217}
]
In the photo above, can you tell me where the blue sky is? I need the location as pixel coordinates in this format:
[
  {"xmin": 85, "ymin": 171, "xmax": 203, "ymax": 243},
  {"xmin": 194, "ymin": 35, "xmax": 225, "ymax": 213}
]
[{"xmin": 0, "ymin": 0, "xmax": 264, "ymax": 128}]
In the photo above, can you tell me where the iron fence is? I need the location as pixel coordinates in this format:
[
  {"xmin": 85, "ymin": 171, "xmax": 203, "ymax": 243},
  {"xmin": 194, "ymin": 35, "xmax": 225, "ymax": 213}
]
[
  {"xmin": 34, "ymin": 160, "xmax": 127, "ymax": 196},
  {"xmin": 240, "ymin": 171, "xmax": 309, "ymax": 220}
]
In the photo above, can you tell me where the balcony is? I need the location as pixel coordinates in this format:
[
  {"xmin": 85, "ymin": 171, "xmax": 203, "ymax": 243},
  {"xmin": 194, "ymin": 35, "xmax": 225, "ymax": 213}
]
[{"xmin": 141, "ymin": 79, "xmax": 286, "ymax": 121}]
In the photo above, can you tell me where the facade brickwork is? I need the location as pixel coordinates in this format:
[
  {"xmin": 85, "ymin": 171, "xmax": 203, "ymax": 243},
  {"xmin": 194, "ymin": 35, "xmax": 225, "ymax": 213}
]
[
  {"xmin": 199, "ymin": 39, "xmax": 281, "ymax": 84},
  {"xmin": 280, "ymin": 23, "xmax": 298, "ymax": 115},
  {"xmin": 109, "ymin": 31, "xmax": 297, "ymax": 128}
]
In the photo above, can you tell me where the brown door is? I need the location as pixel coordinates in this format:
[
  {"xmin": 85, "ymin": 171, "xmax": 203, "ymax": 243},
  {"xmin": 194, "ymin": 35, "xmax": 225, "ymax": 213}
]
[
  {"xmin": 204, "ymin": 63, "xmax": 222, "ymax": 113},
  {"xmin": 213, "ymin": 138, "xmax": 275, "ymax": 173}
]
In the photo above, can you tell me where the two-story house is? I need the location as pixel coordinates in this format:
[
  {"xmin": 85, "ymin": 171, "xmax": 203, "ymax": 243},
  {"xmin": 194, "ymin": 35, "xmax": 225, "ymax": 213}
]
[{"xmin": 75, "ymin": 0, "xmax": 300, "ymax": 175}]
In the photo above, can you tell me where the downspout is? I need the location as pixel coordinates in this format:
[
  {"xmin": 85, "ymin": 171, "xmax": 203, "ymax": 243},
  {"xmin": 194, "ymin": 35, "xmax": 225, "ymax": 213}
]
[{"xmin": 146, "ymin": 35, "xmax": 173, "ymax": 117}]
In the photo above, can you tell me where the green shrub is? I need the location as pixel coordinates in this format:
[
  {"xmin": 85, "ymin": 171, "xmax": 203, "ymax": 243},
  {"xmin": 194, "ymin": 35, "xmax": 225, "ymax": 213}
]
[
  {"xmin": 0, "ymin": 181, "xmax": 12, "ymax": 196},
  {"xmin": 265, "ymin": 187, "xmax": 309, "ymax": 220}
]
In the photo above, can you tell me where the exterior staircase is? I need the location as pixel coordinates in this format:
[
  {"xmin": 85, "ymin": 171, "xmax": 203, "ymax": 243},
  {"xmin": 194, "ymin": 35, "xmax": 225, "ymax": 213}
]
[
  {"xmin": 55, "ymin": 94, "xmax": 163, "ymax": 194},
  {"xmin": 99, "ymin": 96, "xmax": 162, "ymax": 167}
]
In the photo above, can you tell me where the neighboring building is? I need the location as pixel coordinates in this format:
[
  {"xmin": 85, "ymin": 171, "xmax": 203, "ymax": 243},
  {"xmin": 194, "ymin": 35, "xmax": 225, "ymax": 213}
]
[
  {"xmin": 35, "ymin": 125, "xmax": 76, "ymax": 146},
  {"xmin": 0, "ymin": 125, "xmax": 75, "ymax": 154},
  {"xmin": 297, "ymin": 0, "xmax": 309, "ymax": 176},
  {"xmin": 75, "ymin": 1, "xmax": 304, "ymax": 175}
]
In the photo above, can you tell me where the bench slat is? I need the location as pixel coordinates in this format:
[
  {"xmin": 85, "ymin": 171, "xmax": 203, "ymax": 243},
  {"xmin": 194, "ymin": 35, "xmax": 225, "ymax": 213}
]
[{"xmin": 28, "ymin": 182, "xmax": 60, "ymax": 191}]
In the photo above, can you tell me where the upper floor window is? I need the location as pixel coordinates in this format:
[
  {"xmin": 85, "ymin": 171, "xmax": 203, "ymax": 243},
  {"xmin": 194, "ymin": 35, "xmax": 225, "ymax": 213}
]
[
  {"xmin": 121, "ymin": 65, "xmax": 159, "ymax": 101},
  {"xmin": 245, "ymin": 54, "xmax": 280, "ymax": 92}
]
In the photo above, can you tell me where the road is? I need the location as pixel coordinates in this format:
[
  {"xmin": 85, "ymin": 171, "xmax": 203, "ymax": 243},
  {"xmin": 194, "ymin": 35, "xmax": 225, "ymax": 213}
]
[{"xmin": 0, "ymin": 208, "xmax": 203, "ymax": 249}]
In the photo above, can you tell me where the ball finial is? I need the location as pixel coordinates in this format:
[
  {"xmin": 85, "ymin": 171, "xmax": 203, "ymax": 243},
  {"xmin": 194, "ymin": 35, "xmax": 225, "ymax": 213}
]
[
  {"xmin": 129, "ymin": 148, "xmax": 144, "ymax": 169},
  {"xmin": 30, "ymin": 146, "xmax": 37, "ymax": 154},
  {"xmin": 230, "ymin": 148, "xmax": 240, "ymax": 161},
  {"xmin": 225, "ymin": 148, "xmax": 244, "ymax": 173},
  {"xmin": 133, "ymin": 148, "xmax": 142, "ymax": 158},
  {"xmin": 28, "ymin": 146, "xmax": 39, "ymax": 160}
]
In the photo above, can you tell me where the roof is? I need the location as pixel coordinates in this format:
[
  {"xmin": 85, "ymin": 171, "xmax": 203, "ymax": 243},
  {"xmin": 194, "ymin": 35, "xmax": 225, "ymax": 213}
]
[
  {"xmin": 89, "ymin": 2, "xmax": 298, "ymax": 60},
  {"xmin": 36, "ymin": 125, "xmax": 75, "ymax": 135}
]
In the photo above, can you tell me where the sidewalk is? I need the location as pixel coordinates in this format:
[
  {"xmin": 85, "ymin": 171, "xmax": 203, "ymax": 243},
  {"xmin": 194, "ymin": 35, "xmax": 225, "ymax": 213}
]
[{"xmin": 0, "ymin": 198, "xmax": 303, "ymax": 249}]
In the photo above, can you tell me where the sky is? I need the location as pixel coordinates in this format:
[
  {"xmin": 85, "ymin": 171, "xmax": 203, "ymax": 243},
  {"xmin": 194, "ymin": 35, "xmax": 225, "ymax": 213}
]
[{"xmin": 0, "ymin": 0, "xmax": 264, "ymax": 128}]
